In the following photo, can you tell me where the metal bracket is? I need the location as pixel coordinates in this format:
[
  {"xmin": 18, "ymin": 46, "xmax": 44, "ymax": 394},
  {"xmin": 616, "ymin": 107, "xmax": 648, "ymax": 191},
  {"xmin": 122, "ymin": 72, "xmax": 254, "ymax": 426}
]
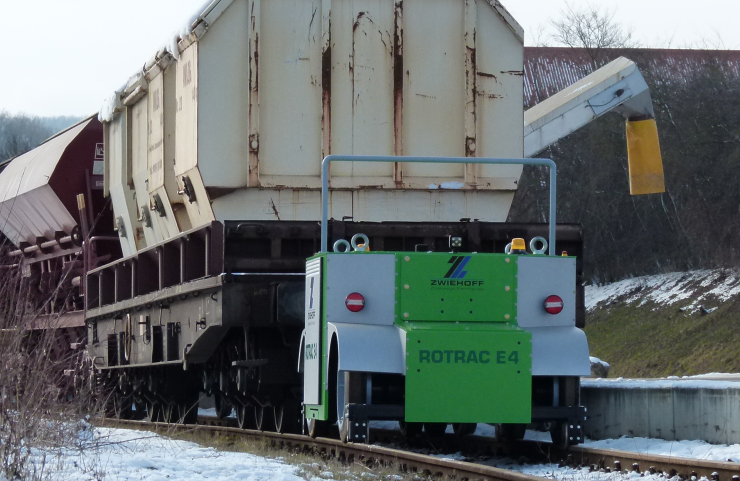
[{"xmin": 232, "ymin": 359, "xmax": 268, "ymax": 368}]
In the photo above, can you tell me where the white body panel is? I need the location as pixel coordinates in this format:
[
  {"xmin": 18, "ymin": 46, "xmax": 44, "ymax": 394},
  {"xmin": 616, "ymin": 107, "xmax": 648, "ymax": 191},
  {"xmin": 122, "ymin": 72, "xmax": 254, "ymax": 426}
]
[
  {"xmin": 516, "ymin": 256, "xmax": 576, "ymax": 328},
  {"xmin": 304, "ymin": 258, "xmax": 322, "ymax": 405},
  {"xmin": 105, "ymin": 113, "xmax": 142, "ymax": 255},
  {"xmin": 526, "ymin": 326, "xmax": 591, "ymax": 376},
  {"xmin": 327, "ymin": 323, "xmax": 405, "ymax": 375},
  {"xmin": 103, "ymin": 0, "xmax": 528, "ymax": 252},
  {"xmin": 131, "ymin": 98, "xmax": 162, "ymax": 246},
  {"xmin": 213, "ymin": 188, "xmax": 515, "ymax": 222},
  {"xmin": 324, "ymin": 254, "xmax": 396, "ymax": 326}
]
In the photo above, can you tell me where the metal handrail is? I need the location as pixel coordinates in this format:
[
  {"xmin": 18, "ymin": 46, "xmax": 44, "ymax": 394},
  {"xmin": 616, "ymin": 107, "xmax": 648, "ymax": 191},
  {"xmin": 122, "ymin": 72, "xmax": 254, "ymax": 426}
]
[{"xmin": 321, "ymin": 155, "xmax": 557, "ymax": 255}]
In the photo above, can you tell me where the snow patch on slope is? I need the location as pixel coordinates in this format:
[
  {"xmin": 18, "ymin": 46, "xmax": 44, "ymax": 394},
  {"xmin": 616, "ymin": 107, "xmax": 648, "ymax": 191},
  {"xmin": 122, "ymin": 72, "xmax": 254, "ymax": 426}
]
[{"xmin": 585, "ymin": 269, "xmax": 740, "ymax": 313}]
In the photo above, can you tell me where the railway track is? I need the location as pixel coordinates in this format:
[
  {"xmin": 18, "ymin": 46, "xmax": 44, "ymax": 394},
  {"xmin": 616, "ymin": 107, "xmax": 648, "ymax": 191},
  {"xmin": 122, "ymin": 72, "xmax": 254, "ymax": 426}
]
[{"xmin": 99, "ymin": 417, "xmax": 740, "ymax": 480}]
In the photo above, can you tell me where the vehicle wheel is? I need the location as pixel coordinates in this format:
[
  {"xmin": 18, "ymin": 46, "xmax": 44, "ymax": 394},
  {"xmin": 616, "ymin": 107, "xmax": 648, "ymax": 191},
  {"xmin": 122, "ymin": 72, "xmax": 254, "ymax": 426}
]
[
  {"xmin": 237, "ymin": 404, "xmax": 256, "ymax": 429},
  {"xmin": 499, "ymin": 423, "xmax": 527, "ymax": 441},
  {"xmin": 306, "ymin": 417, "xmax": 329, "ymax": 438},
  {"xmin": 336, "ymin": 370, "xmax": 349, "ymax": 442},
  {"xmin": 255, "ymin": 405, "xmax": 274, "ymax": 431},
  {"xmin": 549, "ymin": 421, "xmax": 570, "ymax": 449},
  {"xmin": 145, "ymin": 400, "xmax": 161, "ymax": 423},
  {"xmin": 399, "ymin": 420, "xmax": 423, "ymax": 439},
  {"xmin": 214, "ymin": 394, "xmax": 232, "ymax": 419},
  {"xmin": 274, "ymin": 401, "xmax": 301, "ymax": 434},
  {"xmin": 336, "ymin": 370, "xmax": 366, "ymax": 443},
  {"xmin": 424, "ymin": 423, "xmax": 447, "ymax": 437},
  {"xmin": 452, "ymin": 423, "xmax": 477, "ymax": 436}
]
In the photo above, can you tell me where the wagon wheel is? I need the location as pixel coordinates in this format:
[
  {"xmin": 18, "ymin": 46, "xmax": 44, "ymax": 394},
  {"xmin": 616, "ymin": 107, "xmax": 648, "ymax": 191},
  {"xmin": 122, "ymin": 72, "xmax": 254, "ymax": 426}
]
[
  {"xmin": 161, "ymin": 403, "xmax": 177, "ymax": 424},
  {"xmin": 214, "ymin": 394, "xmax": 232, "ymax": 419},
  {"xmin": 255, "ymin": 405, "xmax": 274, "ymax": 431},
  {"xmin": 237, "ymin": 404, "xmax": 256, "ymax": 430},
  {"xmin": 549, "ymin": 421, "xmax": 570, "ymax": 449},
  {"xmin": 274, "ymin": 400, "xmax": 301, "ymax": 434},
  {"xmin": 145, "ymin": 399, "xmax": 161, "ymax": 423}
]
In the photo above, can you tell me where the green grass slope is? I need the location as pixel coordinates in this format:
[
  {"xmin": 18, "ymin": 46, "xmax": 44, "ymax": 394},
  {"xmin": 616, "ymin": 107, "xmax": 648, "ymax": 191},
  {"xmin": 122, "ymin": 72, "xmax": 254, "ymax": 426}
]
[{"xmin": 584, "ymin": 271, "xmax": 740, "ymax": 378}]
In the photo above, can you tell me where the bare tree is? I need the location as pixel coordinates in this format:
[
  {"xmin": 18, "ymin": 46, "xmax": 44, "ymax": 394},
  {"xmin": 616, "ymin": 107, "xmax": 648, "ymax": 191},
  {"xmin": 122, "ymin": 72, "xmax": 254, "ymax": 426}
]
[
  {"xmin": 0, "ymin": 111, "xmax": 52, "ymax": 162},
  {"xmin": 550, "ymin": 3, "xmax": 637, "ymax": 70}
]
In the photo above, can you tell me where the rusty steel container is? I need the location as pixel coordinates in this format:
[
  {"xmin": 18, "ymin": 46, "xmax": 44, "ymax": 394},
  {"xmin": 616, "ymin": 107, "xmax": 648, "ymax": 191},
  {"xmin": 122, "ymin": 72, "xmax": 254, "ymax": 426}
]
[{"xmin": 102, "ymin": 0, "xmax": 526, "ymax": 253}]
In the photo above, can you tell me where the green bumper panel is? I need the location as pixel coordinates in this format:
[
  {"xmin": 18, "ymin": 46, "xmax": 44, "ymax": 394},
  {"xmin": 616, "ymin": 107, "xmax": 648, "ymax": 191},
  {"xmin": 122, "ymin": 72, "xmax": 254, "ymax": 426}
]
[{"xmin": 404, "ymin": 324, "xmax": 532, "ymax": 423}]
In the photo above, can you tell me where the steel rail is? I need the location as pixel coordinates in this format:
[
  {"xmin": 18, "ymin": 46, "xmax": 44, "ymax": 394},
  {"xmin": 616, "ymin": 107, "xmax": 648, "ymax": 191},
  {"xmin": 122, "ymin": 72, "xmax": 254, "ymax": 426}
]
[
  {"xmin": 562, "ymin": 445, "xmax": 740, "ymax": 480},
  {"xmin": 99, "ymin": 417, "xmax": 545, "ymax": 481},
  {"xmin": 99, "ymin": 417, "xmax": 740, "ymax": 480}
]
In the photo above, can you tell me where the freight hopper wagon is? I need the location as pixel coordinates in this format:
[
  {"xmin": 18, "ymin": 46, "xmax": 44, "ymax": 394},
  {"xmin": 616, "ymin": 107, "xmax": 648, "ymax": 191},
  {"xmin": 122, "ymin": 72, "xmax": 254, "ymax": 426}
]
[
  {"xmin": 0, "ymin": 117, "xmax": 120, "ymax": 396},
  {"xmin": 89, "ymin": 0, "xmax": 599, "ymax": 444}
]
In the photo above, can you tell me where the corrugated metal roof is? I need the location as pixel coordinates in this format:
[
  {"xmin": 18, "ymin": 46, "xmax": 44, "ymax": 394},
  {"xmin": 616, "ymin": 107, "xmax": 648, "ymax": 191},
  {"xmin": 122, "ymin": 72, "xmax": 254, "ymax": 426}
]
[{"xmin": 524, "ymin": 47, "xmax": 740, "ymax": 107}]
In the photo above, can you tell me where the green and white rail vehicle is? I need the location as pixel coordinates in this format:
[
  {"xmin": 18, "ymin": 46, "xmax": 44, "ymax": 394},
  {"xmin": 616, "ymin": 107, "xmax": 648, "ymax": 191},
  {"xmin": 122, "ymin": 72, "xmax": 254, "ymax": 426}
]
[{"xmin": 300, "ymin": 156, "xmax": 590, "ymax": 446}]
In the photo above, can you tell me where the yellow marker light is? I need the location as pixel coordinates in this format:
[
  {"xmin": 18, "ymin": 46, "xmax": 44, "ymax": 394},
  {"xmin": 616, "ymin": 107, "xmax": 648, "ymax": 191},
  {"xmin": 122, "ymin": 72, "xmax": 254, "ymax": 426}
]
[{"xmin": 511, "ymin": 238, "xmax": 526, "ymax": 252}]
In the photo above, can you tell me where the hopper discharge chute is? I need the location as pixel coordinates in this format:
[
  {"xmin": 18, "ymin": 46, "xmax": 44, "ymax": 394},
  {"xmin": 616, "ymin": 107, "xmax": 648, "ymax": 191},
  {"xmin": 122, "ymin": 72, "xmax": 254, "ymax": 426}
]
[{"xmin": 524, "ymin": 57, "xmax": 665, "ymax": 195}]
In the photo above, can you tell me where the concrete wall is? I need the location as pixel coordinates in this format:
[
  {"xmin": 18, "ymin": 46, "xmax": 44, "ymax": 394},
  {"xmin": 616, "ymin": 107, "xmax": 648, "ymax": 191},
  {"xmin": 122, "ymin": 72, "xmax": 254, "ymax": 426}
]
[{"xmin": 582, "ymin": 379, "xmax": 740, "ymax": 444}]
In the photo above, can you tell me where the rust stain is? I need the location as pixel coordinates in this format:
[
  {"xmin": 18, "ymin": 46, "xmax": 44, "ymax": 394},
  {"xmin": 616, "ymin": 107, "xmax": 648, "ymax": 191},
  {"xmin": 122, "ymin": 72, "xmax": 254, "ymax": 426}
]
[
  {"xmin": 321, "ymin": 21, "xmax": 331, "ymax": 162},
  {"xmin": 254, "ymin": 34, "xmax": 259, "ymax": 90},
  {"xmin": 478, "ymin": 71, "xmax": 498, "ymax": 80},
  {"xmin": 353, "ymin": 11, "xmax": 366, "ymax": 30},
  {"xmin": 501, "ymin": 70, "xmax": 524, "ymax": 76},
  {"xmin": 269, "ymin": 199, "xmax": 281, "ymax": 220},
  {"xmin": 415, "ymin": 93, "xmax": 436, "ymax": 99},
  {"xmin": 478, "ymin": 93, "xmax": 502, "ymax": 99},
  {"xmin": 393, "ymin": 0, "xmax": 404, "ymax": 184}
]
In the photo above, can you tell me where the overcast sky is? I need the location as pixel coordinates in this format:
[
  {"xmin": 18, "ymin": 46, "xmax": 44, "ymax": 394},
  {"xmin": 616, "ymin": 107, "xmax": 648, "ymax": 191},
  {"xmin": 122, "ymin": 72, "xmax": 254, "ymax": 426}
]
[{"xmin": 1, "ymin": 0, "xmax": 738, "ymax": 117}]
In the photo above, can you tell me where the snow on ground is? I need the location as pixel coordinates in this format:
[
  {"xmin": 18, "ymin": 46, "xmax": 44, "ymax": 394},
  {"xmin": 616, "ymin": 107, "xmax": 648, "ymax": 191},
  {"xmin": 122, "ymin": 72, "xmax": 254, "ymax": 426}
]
[
  {"xmin": 17, "ymin": 424, "xmax": 740, "ymax": 481},
  {"xmin": 198, "ymin": 407, "xmax": 237, "ymax": 418},
  {"xmin": 583, "ymin": 377, "xmax": 740, "ymax": 389},
  {"xmin": 37, "ymin": 426, "xmax": 306, "ymax": 481},
  {"xmin": 585, "ymin": 269, "xmax": 740, "ymax": 313},
  {"xmin": 485, "ymin": 436, "xmax": 740, "ymax": 479},
  {"xmin": 585, "ymin": 436, "xmax": 740, "ymax": 463},
  {"xmin": 487, "ymin": 461, "xmax": 691, "ymax": 480}
]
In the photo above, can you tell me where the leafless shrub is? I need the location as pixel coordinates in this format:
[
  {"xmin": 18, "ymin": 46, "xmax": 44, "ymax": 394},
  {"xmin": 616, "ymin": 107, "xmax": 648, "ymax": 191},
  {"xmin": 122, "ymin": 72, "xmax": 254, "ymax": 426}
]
[{"xmin": 0, "ymin": 250, "xmax": 98, "ymax": 480}]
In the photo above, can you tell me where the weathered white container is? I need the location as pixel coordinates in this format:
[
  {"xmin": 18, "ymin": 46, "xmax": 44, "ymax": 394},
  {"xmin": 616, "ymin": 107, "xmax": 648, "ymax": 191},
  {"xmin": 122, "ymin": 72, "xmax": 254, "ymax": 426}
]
[{"xmin": 102, "ymin": 0, "xmax": 526, "ymax": 251}]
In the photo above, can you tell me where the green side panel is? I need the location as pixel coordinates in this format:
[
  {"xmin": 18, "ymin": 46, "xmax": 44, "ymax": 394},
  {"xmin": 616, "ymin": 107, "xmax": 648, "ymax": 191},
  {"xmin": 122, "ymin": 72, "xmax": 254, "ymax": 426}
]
[
  {"xmin": 404, "ymin": 324, "xmax": 532, "ymax": 423},
  {"xmin": 306, "ymin": 254, "xmax": 329, "ymax": 421},
  {"xmin": 397, "ymin": 253, "xmax": 517, "ymax": 322}
]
